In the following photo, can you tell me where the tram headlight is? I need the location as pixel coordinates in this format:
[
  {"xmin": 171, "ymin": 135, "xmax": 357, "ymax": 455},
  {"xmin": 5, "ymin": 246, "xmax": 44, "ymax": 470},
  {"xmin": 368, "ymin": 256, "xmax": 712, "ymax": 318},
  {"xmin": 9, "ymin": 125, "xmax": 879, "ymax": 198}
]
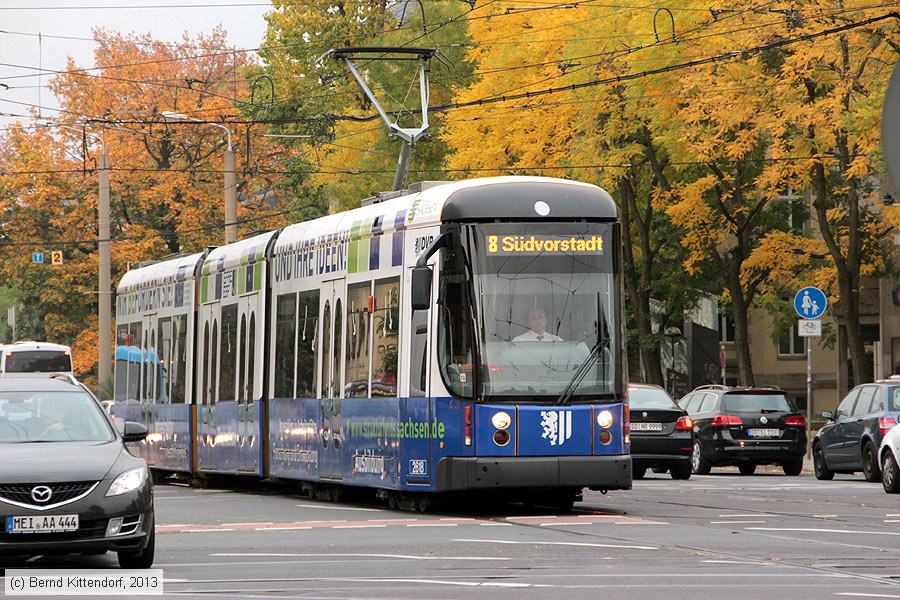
[
  {"xmin": 596, "ymin": 410, "xmax": 614, "ymax": 429},
  {"xmin": 491, "ymin": 411, "xmax": 511, "ymax": 430}
]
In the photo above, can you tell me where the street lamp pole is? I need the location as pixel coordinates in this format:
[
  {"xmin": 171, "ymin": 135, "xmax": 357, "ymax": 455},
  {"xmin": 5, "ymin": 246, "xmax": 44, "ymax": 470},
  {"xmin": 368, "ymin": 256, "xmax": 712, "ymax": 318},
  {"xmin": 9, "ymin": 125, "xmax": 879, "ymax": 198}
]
[{"xmin": 161, "ymin": 112, "xmax": 237, "ymax": 244}]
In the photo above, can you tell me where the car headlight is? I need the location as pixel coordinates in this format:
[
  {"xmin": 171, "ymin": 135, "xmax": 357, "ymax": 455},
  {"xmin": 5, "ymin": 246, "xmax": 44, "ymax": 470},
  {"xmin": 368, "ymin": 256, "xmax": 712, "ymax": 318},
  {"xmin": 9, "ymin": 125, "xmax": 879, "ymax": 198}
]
[
  {"xmin": 106, "ymin": 467, "xmax": 147, "ymax": 497},
  {"xmin": 491, "ymin": 411, "xmax": 512, "ymax": 430}
]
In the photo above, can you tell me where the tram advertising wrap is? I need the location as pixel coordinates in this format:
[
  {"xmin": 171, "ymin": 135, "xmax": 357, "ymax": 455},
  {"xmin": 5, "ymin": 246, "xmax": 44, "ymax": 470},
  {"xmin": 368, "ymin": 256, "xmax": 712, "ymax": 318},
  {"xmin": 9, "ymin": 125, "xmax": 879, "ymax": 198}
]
[{"xmin": 113, "ymin": 177, "xmax": 632, "ymax": 508}]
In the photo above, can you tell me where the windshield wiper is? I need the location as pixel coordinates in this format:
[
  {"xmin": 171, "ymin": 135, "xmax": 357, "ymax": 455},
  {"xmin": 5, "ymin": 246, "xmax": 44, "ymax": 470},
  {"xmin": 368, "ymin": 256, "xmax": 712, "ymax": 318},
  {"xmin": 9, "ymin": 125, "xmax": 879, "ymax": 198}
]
[
  {"xmin": 556, "ymin": 293, "xmax": 609, "ymax": 406},
  {"xmin": 555, "ymin": 341, "xmax": 603, "ymax": 406}
]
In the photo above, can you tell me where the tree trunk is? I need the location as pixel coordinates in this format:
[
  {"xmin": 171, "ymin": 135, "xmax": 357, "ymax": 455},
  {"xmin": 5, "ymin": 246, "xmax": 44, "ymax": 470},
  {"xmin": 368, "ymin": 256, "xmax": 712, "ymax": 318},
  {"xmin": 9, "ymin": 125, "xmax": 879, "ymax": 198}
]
[
  {"xmin": 617, "ymin": 177, "xmax": 664, "ymax": 386},
  {"xmin": 726, "ymin": 261, "xmax": 755, "ymax": 387}
]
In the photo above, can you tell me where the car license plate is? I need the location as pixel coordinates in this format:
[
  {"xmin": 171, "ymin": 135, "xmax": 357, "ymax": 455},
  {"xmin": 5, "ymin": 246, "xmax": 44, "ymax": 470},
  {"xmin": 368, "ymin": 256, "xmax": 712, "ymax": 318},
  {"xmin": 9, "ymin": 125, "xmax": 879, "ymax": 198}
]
[
  {"xmin": 5, "ymin": 514, "xmax": 79, "ymax": 534},
  {"xmin": 748, "ymin": 428, "xmax": 780, "ymax": 437},
  {"xmin": 630, "ymin": 422, "xmax": 663, "ymax": 432}
]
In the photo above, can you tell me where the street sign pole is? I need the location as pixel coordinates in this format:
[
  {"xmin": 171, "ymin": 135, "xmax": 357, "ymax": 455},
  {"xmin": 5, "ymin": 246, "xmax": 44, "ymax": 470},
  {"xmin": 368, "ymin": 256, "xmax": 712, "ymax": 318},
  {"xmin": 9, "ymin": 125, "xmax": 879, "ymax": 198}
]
[
  {"xmin": 794, "ymin": 286, "xmax": 827, "ymax": 459},
  {"xmin": 807, "ymin": 336, "xmax": 812, "ymax": 458}
]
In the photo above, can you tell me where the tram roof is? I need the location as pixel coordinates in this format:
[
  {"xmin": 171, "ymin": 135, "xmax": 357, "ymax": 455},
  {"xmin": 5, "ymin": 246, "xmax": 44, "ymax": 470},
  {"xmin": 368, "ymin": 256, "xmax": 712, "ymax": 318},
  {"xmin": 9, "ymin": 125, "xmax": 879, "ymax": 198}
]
[
  {"xmin": 201, "ymin": 229, "xmax": 277, "ymax": 276},
  {"xmin": 272, "ymin": 176, "xmax": 614, "ymax": 255},
  {"xmin": 117, "ymin": 251, "xmax": 206, "ymax": 294}
]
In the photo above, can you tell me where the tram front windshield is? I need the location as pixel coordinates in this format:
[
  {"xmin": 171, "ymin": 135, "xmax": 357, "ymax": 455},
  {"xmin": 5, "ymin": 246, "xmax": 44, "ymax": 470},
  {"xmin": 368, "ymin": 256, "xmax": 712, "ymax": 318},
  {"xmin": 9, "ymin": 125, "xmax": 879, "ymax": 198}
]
[{"xmin": 440, "ymin": 222, "xmax": 620, "ymax": 402}]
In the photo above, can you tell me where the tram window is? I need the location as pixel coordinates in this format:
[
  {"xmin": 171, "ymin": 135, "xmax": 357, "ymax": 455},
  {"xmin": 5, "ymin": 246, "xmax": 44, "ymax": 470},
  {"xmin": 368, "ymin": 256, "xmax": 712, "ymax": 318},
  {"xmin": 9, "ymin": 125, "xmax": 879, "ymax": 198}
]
[
  {"xmin": 248, "ymin": 312, "xmax": 256, "ymax": 401},
  {"xmin": 345, "ymin": 282, "xmax": 371, "ymax": 398},
  {"xmin": 274, "ymin": 293, "xmax": 297, "ymax": 399},
  {"xmin": 115, "ymin": 324, "xmax": 129, "ymax": 402},
  {"xmin": 210, "ymin": 320, "xmax": 218, "ymax": 404},
  {"xmin": 238, "ymin": 314, "xmax": 247, "ymax": 402},
  {"xmin": 333, "ymin": 298, "xmax": 344, "ymax": 399},
  {"xmin": 158, "ymin": 317, "xmax": 172, "ymax": 403},
  {"xmin": 372, "ymin": 278, "xmax": 400, "ymax": 397},
  {"xmin": 322, "ymin": 301, "xmax": 331, "ymax": 398},
  {"xmin": 219, "ymin": 305, "xmax": 237, "ymax": 402},
  {"xmin": 409, "ymin": 308, "xmax": 428, "ymax": 397},
  {"xmin": 171, "ymin": 315, "xmax": 187, "ymax": 404},
  {"xmin": 438, "ymin": 248, "xmax": 474, "ymax": 398},
  {"xmin": 128, "ymin": 324, "xmax": 141, "ymax": 402},
  {"xmin": 296, "ymin": 291, "xmax": 319, "ymax": 398}
]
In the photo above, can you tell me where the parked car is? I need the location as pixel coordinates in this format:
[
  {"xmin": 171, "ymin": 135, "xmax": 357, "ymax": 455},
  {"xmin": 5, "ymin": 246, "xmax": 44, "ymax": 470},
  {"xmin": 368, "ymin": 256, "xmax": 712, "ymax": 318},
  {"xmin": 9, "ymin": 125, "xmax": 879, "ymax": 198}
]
[
  {"xmin": 0, "ymin": 377, "xmax": 154, "ymax": 568},
  {"xmin": 628, "ymin": 384, "xmax": 693, "ymax": 480},
  {"xmin": 814, "ymin": 379, "xmax": 900, "ymax": 482},
  {"xmin": 678, "ymin": 385, "xmax": 807, "ymax": 476},
  {"xmin": 880, "ymin": 423, "xmax": 900, "ymax": 493}
]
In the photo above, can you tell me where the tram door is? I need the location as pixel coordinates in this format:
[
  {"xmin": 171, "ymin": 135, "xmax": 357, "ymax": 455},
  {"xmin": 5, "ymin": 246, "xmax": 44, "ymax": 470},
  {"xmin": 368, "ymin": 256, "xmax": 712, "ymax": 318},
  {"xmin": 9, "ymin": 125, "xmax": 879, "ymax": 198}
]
[
  {"xmin": 236, "ymin": 295, "xmax": 259, "ymax": 473},
  {"xmin": 140, "ymin": 314, "xmax": 157, "ymax": 465},
  {"xmin": 319, "ymin": 278, "xmax": 346, "ymax": 480},
  {"xmin": 198, "ymin": 306, "xmax": 220, "ymax": 470}
]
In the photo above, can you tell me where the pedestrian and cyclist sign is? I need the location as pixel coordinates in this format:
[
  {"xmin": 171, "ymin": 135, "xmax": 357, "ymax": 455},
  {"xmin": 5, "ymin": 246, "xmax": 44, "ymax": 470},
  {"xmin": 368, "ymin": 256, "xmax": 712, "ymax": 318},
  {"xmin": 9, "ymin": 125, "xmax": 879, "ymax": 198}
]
[{"xmin": 794, "ymin": 286, "xmax": 827, "ymax": 320}]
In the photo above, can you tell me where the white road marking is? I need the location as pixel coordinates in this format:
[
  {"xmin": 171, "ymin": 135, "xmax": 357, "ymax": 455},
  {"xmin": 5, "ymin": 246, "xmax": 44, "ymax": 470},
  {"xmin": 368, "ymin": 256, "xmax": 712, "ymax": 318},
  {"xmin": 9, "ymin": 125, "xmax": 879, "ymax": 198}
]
[
  {"xmin": 747, "ymin": 527, "xmax": 900, "ymax": 536},
  {"xmin": 613, "ymin": 521, "xmax": 668, "ymax": 525},
  {"xmin": 222, "ymin": 522, "xmax": 273, "ymax": 526},
  {"xmin": 480, "ymin": 523, "xmax": 512, "ymax": 526},
  {"xmin": 885, "ymin": 520, "xmax": 900, "ymax": 523},
  {"xmin": 350, "ymin": 578, "xmax": 539, "ymax": 588},
  {"xmin": 453, "ymin": 538, "xmax": 658, "ymax": 550},
  {"xmin": 182, "ymin": 528, "xmax": 235, "ymax": 533},
  {"xmin": 540, "ymin": 522, "xmax": 590, "ymax": 526},
  {"xmin": 333, "ymin": 525, "xmax": 387, "ymax": 529},
  {"xmin": 406, "ymin": 523, "xmax": 458, "ymax": 527},
  {"xmin": 210, "ymin": 553, "xmax": 511, "ymax": 561},
  {"xmin": 710, "ymin": 520, "xmax": 767, "ymax": 524},
  {"xmin": 701, "ymin": 560, "xmax": 765, "ymax": 565},
  {"xmin": 834, "ymin": 594, "xmax": 900, "ymax": 598},
  {"xmin": 256, "ymin": 526, "xmax": 313, "ymax": 531},
  {"xmin": 294, "ymin": 503, "xmax": 385, "ymax": 511},
  {"xmin": 813, "ymin": 515, "xmax": 839, "ymax": 518}
]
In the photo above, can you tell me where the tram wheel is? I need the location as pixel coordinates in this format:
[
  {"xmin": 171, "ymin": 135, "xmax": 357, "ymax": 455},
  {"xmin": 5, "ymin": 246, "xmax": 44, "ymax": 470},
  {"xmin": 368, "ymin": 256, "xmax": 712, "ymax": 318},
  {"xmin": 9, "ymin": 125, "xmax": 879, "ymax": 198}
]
[{"xmin": 386, "ymin": 493, "xmax": 400, "ymax": 510}]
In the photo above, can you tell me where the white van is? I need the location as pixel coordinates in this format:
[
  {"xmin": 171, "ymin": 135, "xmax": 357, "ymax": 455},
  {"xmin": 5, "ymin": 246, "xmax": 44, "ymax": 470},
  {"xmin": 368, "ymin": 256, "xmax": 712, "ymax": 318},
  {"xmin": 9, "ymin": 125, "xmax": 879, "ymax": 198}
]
[{"xmin": 0, "ymin": 341, "xmax": 73, "ymax": 375}]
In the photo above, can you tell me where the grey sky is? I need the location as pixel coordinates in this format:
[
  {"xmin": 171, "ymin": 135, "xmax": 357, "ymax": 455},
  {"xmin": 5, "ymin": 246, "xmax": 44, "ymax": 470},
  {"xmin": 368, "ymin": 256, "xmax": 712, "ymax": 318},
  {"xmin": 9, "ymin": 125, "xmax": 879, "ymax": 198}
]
[{"xmin": 0, "ymin": 0, "xmax": 272, "ymax": 130}]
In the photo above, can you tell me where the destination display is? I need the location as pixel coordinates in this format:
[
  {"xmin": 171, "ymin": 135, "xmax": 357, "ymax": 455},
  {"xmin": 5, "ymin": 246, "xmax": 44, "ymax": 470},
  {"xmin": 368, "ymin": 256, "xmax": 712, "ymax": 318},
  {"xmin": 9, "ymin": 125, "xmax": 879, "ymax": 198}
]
[{"xmin": 486, "ymin": 234, "xmax": 604, "ymax": 255}]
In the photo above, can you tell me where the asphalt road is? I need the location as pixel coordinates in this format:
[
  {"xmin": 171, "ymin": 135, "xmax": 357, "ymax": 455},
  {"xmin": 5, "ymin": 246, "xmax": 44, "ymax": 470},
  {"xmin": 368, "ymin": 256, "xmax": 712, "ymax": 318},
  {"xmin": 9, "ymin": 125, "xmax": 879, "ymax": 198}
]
[{"xmin": 3, "ymin": 468, "xmax": 899, "ymax": 599}]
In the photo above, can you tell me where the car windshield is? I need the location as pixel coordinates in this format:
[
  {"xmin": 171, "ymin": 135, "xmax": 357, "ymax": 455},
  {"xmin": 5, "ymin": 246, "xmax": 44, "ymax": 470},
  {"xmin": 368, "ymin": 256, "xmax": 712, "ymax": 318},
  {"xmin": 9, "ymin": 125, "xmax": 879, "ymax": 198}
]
[
  {"xmin": 5, "ymin": 350, "xmax": 71, "ymax": 373},
  {"xmin": 889, "ymin": 387, "xmax": 900, "ymax": 412},
  {"xmin": 0, "ymin": 391, "xmax": 114, "ymax": 443},
  {"xmin": 629, "ymin": 387, "xmax": 678, "ymax": 409},
  {"xmin": 448, "ymin": 222, "xmax": 619, "ymax": 401},
  {"xmin": 723, "ymin": 393, "xmax": 794, "ymax": 413}
]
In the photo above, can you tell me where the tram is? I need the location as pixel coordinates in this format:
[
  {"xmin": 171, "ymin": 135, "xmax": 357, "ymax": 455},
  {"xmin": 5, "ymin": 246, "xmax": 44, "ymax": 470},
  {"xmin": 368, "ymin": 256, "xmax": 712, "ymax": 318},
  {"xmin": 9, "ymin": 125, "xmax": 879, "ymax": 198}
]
[{"xmin": 113, "ymin": 176, "xmax": 632, "ymax": 506}]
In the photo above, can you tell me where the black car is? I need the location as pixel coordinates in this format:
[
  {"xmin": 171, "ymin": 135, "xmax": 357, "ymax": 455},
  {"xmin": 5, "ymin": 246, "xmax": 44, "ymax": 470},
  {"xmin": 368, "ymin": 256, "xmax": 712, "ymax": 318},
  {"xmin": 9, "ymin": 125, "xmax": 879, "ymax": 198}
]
[
  {"xmin": 0, "ymin": 377, "xmax": 154, "ymax": 568},
  {"xmin": 628, "ymin": 384, "xmax": 693, "ymax": 480},
  {"xmin": 813, "ymin": 379, "xmax": 900, "ymax": 482},
  {"xmin": 678, "ymin": 385, "xmax": 807, "ymax": 476}
]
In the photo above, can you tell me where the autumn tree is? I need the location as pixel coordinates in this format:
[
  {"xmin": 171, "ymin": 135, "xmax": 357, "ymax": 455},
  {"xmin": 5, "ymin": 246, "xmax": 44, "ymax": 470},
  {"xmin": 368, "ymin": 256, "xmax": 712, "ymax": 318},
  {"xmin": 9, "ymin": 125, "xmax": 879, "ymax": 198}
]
[{"xmin": 756, "ymin": 1, "xmax": 900, "ymax": 388}]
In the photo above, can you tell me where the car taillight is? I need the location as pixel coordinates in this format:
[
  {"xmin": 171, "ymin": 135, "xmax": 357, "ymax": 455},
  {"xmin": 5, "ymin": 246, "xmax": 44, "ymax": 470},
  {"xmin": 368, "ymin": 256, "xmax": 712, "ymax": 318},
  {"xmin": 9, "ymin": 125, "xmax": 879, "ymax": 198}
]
[
  {"xmin": 784, "ymin": 415, "xmax": 806, "ymax": 427},
  {"xmin": 880, "ymin": 416, "xmax": 897, "ymax": 434},
  {"xmin": 675, "ymin": 416, "xmax": 693, "ymax": 431},
  {"xmin": 711, "ymin": 414, "xmax": 743, "ymax": 427}
]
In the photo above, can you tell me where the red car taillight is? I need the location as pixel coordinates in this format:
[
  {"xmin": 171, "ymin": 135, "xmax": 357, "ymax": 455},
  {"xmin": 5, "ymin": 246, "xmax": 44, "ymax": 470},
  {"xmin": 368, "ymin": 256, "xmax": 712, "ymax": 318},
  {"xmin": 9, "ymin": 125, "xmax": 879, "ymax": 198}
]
[
  {"xmin": 784, "ymin": 415, "xmax": 806, "ymax": 427},
  {"xmin": 880, "ymin": 416, "xmax": 897, "ymax": 435},
  {"xmin": 675, "ymin": 416, "xmax": 693, "ymax": 431},
  {"xmin": 711, "ymin": 414, "xmax": 743, "ymax": 427},
  {"xmin": 464, "ymin": 405, "xmax": 472, "ymax": 446}
]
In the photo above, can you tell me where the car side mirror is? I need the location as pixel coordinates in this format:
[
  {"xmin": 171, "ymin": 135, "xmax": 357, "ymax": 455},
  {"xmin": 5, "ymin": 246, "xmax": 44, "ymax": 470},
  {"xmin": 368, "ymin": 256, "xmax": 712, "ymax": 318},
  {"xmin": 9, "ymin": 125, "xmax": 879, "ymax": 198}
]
[
  {"xmin": 123, "ymin": 421, "xmax": 148, "ymax": 443},
  {"xmin": 821, "ymin": 410, "xmax": 834, "ymax": 421},
  {"xmin": 411, "ymin": 266, "xmax": 433, "ymax": 311}
]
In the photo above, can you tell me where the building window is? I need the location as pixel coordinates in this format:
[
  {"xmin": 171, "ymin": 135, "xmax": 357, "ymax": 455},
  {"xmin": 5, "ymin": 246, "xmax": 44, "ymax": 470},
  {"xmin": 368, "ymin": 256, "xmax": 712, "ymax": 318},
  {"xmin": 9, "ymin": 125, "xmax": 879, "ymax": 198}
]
[
  {"xmin": 778, "ymin": 322, "xmax": 805, "ymax": 356},
  {"xmin": 719, "ymin": 312, "xmax": 734, "ymax": 343}
]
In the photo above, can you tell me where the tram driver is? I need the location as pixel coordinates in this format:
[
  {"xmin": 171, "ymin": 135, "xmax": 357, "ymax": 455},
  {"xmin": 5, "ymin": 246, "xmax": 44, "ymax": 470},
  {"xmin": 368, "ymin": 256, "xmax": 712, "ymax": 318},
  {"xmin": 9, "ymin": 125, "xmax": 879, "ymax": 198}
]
[{"xmin": 513, "ymin": 307, "xmax": 563, "ymax": 342}]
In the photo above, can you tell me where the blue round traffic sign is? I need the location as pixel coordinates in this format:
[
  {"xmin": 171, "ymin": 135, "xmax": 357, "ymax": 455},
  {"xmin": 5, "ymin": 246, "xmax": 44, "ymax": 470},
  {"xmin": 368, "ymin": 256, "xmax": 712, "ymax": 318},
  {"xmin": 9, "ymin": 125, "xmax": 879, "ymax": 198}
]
[{"xmin": 794, "ymin": 287, "xmax": 827, "ymax": 320}]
